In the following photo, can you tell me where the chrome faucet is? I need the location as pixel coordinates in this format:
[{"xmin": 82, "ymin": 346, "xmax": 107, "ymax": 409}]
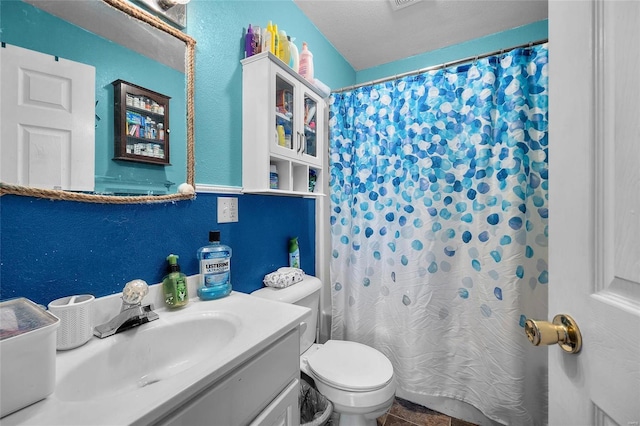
[{"xmin": 94, "ymin": 279, "xmax": 159, "ymax": 338}]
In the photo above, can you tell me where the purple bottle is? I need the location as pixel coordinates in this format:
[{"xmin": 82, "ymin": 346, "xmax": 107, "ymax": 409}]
[{"xmin": 245, "ymin": 25, "xmax": 254, "ymax": 58}]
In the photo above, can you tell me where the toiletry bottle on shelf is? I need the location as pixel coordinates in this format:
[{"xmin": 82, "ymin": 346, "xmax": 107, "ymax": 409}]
[
  {"xmin": 277, "ymin": 124, "xmax": 286, "ymax": 146},
  {"xmin": 197, "ymin": 231, "xmax": 232, "ymax": 300},
  {"xmin": 163, "ymin": 254, "xmax": 188, "ymax": 308},
  {"xmin": 252, "ymin": 25, "xmax": 262, "ymax": 55},
  {"xmin": 289, "ymin": 237, "xmax": 300, "ymax": 268},
  {"xmin": 298, "ymin": 42, "xmax": 314, "ymax": 83},
  {"xmin": 278, "ymin": 30, "xmax": 290, "ymax": 64},
  {"xmin": 262, "ymin": 21, "xmax": 273, "ymax": 54},
  {"xmin": 309, "ymin": 169, "xmax": 317, "ymax": 192},
  {"xmin": 289, "ymin": 37, "xmax": 299, "ymax": 72},
  {"xmin": 273, "ymin": 24, "xmax": 280, "ymax": 57},
  {"xmin": 284, "ymin": 126, "xmax": 292, "ymax": 149},
  {"xmin": 270, "ymin": 164, "xmax": 279, "ymax": 189},
  {"xmin": 244, "ymin": 24, "xmax": 253, "ymax": 58}
]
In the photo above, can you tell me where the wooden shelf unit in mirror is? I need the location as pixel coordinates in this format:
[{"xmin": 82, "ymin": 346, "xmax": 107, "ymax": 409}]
[{"xmin": 113, "ymin": 79, "xmax": 171, "ymax": 166}]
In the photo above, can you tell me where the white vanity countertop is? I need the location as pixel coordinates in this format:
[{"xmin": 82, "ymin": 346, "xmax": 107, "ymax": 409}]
[{"xmin": 2, "ymin": 288, "xmax": 309, "ymax": 425}]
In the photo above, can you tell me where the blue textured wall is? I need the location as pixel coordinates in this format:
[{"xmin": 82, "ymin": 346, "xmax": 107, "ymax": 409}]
[{"xmin": 0, "ymin": 193, "xmax": 315, "ymax": 306}]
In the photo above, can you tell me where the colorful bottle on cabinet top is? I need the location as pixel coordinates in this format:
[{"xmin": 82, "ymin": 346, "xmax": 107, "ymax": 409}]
[
  {"xmin": 252, "ymin": 25, "xmax": 262, "ymax": 56},
  {"xmin": 273, "ymin": 24, "xmax": 280, "ymax": 57},
  {"xmin": 262, "ymin": 21, "xmax": 274, "ymax": 54},
  {"xmin": 278, "ymin": 30, "xmax": 290, "ymax": 64},
  {"xmin": 197, "ymin": 231, "xmax": 232, "ymax": 300},
  {"xmin": 289, "ymin": 37, "xmax": 299, "ymax": 72},
  {"xmin": 298, "ymin": 42, "xmax": 314, "ymax": 83},
  {"xmin": 163, "ymin": 254, "xmax": 188, "ymax": 308},
  {"xmin": 244, "ymin": 24, "xmax": 253, "ymax": 58}
]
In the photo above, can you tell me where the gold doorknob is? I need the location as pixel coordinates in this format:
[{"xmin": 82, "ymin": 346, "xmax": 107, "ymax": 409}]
[{"xmin": 524, "ymin": 314, "xmax": 582, "ymax": 354}]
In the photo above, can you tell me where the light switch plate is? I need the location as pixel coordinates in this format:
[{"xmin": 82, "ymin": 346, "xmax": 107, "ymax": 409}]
[{"xmin": 218, "ymin": 197, "xmax": 238, "ymax": 223}]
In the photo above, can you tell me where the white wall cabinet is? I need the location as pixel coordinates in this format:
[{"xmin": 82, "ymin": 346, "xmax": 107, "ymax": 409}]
[
  {"xmin": 242, "ymin": 52, "xmax": 326, "ymax": 196},
  {"xmin": 155, "ymin": 329, "xmax": 300, "ymax": 426}
]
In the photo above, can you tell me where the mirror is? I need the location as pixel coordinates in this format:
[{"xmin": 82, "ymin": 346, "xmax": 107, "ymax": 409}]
[{"xmin": 0, "ymin": 0, "xmax": 195, "ymax": 203}]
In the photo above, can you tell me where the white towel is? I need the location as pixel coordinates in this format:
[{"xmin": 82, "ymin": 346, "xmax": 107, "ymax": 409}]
[{"xmin": 263, "ymin": 267, "xmax": 304, "ymax": 288}]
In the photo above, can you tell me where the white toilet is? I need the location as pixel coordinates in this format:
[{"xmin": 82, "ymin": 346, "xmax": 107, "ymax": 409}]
[{"xmin": 252, "ymin": 276, "xmax": 396, "ymax": 426}]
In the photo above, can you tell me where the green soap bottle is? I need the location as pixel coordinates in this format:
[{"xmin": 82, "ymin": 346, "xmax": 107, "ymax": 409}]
[{"xmin": 163, "ymin": 254, "xmax": 188, "ymax": 308}]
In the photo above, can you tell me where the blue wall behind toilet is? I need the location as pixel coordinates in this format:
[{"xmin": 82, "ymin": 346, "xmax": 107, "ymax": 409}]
[
  {"xmin": 0, "ymin": 0, "xmax": 547, "ymax": 308},
  {"xmin": 0, "ymin": 0, "xmax": 343, "ymax": 306},
  {"xmin": 0, "ymin": 193, "xmax": 315, "ymax": 306}
]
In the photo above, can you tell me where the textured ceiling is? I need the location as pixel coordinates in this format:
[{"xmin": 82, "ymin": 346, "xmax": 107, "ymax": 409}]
[{"xmin": 293, "ymin": 0, "xmax": 548, "ymax": 71}]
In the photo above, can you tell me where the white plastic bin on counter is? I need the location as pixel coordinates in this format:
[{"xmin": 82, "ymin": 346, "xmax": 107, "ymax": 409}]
[{"xmin": 0, "ymin": 297, "xmax": 60, "ymax": 418}]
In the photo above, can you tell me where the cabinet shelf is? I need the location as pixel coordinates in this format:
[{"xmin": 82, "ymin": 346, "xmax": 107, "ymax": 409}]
[
  {"xmin": 113, "ymin": 155, "xmax": 171, "ymax": 166},
  {"xmin": 126, "ymin": 105, "xmax": 165, "ymax": 117},
  {"xmin": 126, "ymin": 135, "xmax": 166, "ymax": 144},
  {"xmin": 276, "ymin": 112, "xmax": 291, "ymax": 122},
  {"xmin": 113, "ymin": 79, "xmax": 170, "ymax": 166},
  {"xmin": 247, "ymin": 188, "xmax": 326, "ymax": 198}
]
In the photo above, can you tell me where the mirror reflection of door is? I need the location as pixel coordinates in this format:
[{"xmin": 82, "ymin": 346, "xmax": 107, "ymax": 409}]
[
  {"xmin": 1, "ymin": 0, "xmax": 187, "ymax": 197},
  {"xmin": 0, "ymin": 44, "xmax": 95, "ymax": 191}
]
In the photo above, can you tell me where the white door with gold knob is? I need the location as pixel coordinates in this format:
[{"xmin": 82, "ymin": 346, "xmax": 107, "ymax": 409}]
[{"xmin": 549, "ymin": 1, "xmax": 640, "ymax": 425}]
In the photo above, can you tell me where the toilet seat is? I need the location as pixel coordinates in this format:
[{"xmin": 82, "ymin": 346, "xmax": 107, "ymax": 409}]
[{"xmin": 306, "ymin": 340, "xmax": 394, "ymax": 392}]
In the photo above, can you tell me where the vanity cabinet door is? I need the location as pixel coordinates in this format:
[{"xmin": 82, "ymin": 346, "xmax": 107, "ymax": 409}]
[
  {"xmin": 155, "ymin": 330, "xmax": 299, "ymax": 426},
  {"xmin": 298, "ymin": 87, "xmax": 323, "ymax": 168},
  {"xmin": 270, "ymin": 69, "xmax": 323, "ymax": 169},
  {"xmin": 248, "ymin": 379, "xmax": 300, "ymax": 426}
]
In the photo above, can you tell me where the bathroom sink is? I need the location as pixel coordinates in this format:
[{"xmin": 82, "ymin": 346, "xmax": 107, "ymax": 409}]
[
  {"xmin": 55, "ymin": 311, "xmax": 239, "ymax": 402},
  {"xmin": 1, "ymin": 290, "xmax": 311, "ymax": 426}
]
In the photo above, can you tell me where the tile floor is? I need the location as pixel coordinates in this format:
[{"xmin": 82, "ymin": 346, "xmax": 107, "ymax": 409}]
[{"xmin": 376, "ymin": 398, "xmax": 479, "ymax": 426}]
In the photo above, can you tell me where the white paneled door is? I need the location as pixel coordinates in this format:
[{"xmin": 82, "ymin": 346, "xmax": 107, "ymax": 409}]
[
  {"xmin": 1, "ymin": 44, "xmax": 95, "ymax": 191},
  {"xmin": 548, "ymin": 1, "xmax": 640, "ymax": 425}
]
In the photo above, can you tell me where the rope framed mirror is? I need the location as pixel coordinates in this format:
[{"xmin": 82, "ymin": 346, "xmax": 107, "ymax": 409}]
[{"xmin": 0, "ymin": 0, "xmax": 196, "ymax": 204}]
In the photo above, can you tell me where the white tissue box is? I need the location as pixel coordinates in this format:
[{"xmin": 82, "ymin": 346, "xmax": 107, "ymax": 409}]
[{"xmin": 0, "ymin": 298, "xmax": 60, "ymax": 418}]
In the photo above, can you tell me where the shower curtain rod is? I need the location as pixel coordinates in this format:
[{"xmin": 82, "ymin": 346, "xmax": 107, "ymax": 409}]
[{"xmin": 333, "ymin": 38, "xmax": 548, "ymax": 94}]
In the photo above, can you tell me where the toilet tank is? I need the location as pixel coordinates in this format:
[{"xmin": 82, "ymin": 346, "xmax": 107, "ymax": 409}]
[{"xmin": 251, "ymin": 275, "xmax": 322, "ymax": 354}]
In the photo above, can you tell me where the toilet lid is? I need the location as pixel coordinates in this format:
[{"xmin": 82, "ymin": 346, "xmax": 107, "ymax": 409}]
[{"xmin": 306, "ymin": 340, "xmax": 393, "ymax": 392}]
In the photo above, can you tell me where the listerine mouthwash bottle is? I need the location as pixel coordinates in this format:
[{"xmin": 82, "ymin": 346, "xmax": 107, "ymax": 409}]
[{"xmin": 196, "ymin": 231, "xmax": 232, "ymax": 300}]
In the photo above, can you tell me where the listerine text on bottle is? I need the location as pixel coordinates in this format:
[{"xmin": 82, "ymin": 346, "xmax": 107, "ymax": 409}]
[{"xmin": 201, "ymin": 256, "xmax": 230, "ymax": 287}]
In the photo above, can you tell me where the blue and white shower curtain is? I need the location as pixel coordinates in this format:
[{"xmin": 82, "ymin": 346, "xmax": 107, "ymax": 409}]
[{"xmin": 329, "ymin": 44, "xmax": 549, "ymax": 425}]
